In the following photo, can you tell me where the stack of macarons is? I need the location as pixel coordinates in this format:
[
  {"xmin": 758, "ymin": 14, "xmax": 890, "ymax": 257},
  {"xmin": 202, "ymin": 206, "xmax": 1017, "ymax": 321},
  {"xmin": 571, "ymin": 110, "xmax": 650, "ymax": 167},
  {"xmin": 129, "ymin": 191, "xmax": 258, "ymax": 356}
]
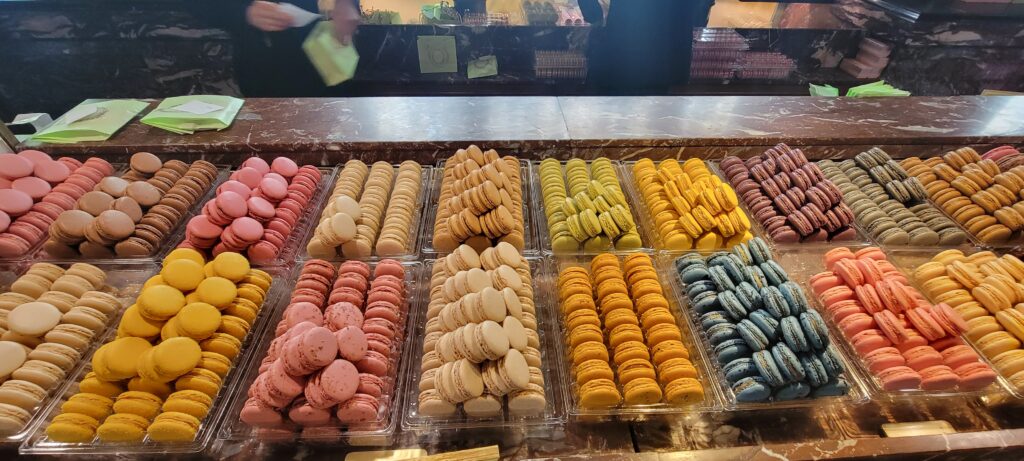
[
  {"xmin": 558, "ymin": 254, "xmax": 704, "ymax": 409},
  {"xmin": 538, "ymin": 158, "xmax": 641, "ymax": 251},
  {"xmin": 432, "ymin": 146, "xmax": 526, "ymax": 253},
  {"xmin": 0, "ymin": 263, "xmax": 121, "ymax": 436},
  {"xmin": 307, "ymin": 160, "xmax": 423, "ymax": 258},
  {"xmin": 982, "ymin": 145, "xmax": 1024, "ymax": 171},
  {"xmin": 417, "ymin": 243, "xmax": 546, "ymax": 418},
  {"xmin": 0, "ymin": 152, "xmax": 115, "ymax": 258},
  {"xmin": 902, "ymin": 147, "xmax": 1024, "ymax": 244},
  {"xmin": 45, "ymin": 153, "xmax": 219, "ymax": 258},
  {"xmin": 183, "ymin": 157, "xmax": 322, "ymax": 263},
  {"xmin": 44, "ymin": 249, "xmax": 270, "ymax": 443},
  {"xmin": 632, "ymin": 158, "xmax": 752, "ymax": 251},
  {"xmin": 811, "ymin": 247, "xmax": 996, "ymax": 392},
  {"xmin": 677, "ymin": 238, "xmax": 852, "ymax": 402},
  {"xmin": 821, "ymin": 149, "xmax": 966, "ymax": 246},
  {"xmin": 721, "ymin": 144, "xmax": 858, "ymax": 243},
  {"xmin": 240, "ymin": 259, "xmax": 408, "ymax": 428},
  {"xmin": 913, "ymin": 249, "xmax": 1024, "ymax": 389}
]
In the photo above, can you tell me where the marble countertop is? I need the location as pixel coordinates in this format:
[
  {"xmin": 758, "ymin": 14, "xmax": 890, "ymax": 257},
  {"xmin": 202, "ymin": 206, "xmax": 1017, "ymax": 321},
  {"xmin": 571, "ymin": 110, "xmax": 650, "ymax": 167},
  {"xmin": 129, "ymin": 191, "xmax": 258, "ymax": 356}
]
[{"xmin": 18, "ymin": 96, "xmax": 1024, "ymax": 158}]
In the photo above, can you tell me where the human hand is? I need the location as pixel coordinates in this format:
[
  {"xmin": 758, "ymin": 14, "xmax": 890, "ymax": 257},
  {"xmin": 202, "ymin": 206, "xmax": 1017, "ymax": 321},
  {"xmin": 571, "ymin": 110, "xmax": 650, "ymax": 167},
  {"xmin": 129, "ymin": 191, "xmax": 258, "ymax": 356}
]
[
  {"xmin": 246, "ymin": 1, "xmax": 293, "ymax": 32},
  {"xmin": 330, "ymin": 0, "xmax": 360, "ymax": 44}
]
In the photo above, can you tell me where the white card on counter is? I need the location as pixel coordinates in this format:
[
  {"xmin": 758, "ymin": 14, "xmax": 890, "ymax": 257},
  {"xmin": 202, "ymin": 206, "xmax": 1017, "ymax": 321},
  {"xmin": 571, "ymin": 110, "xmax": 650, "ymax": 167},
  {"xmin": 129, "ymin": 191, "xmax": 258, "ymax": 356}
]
[
  {"xmin": 169, "ymin": 100, "xmax": 224, "ymax": 115},
  {"xmin": 279, "ymin": 2, "xmax": 322, "ymax": 28},
  {"xmin": 62, "ymin": 105, "xmax": 99, "ymax": 124}
]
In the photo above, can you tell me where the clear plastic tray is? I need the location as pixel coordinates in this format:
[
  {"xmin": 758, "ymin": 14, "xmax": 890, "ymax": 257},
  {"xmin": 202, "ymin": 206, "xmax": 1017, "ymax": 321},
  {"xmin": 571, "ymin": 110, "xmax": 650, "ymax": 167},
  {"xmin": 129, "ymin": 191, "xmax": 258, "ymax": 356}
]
[
  {"xmin": 175, "ymin": 166, "xmax": 338, "ymax": 268},
  {"xmin": 883, "ymin": 247, "xmax": 1024, "ymax": 400},
  {"xmin": 19, "ymin": 266, "xmax": 292, "ymax": 455},
  {"xmin": 705, "ymin": 160, "xmax": 873, "ymax": 251},
  {"xmin": 216, "ymin": 260, "xmax": 424, "ymax": 445},
  {"xmin": 401, "ymin": 257, "xmax": 566, "ymax": 432},
  {"xmin": 0, "ymin": 260, "xmax": 159, "ymax": 445},
  {"xmin": 31, "ymin": 164, "xmax": 232, "ymax": 263},
  {"xmin": 547, "ymin": 255, "xmax": 723, "ymax": 419},
  {"xmin": 297, "ymin": 165, "xmax": 433, "ymax": 262},
  {"xmin": 778, "ymin": 245, "xmax": 1015, "ymax": 399},
  {"xmin": 529, "ymin": 160, "xmax": 653, "ymax": 256},
  {"xmin": 420, "ymin": 159, "xmax": 537, "ymax": 257},
  {"xmin": 618, "ymin": 160, "xmax": 767, "ymax": 254},
  {"xmin": 658, "ymin": 252, "xmax": 870, "ymax": 410}
]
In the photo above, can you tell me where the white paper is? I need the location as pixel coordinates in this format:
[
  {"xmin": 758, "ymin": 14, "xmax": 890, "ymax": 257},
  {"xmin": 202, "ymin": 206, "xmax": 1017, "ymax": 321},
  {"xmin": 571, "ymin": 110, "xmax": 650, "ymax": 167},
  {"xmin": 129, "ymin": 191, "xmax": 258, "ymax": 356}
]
[
  {"xmin": 169, "ymin": 100, "xmax": 224, "ymax": 115},
  {"xmin": 278, "ymin": 2, "xmax": 322, "ymax": 28},
  {"xmin": 62, "ymin": 105, "xmax": 99, "ymax": 124}
]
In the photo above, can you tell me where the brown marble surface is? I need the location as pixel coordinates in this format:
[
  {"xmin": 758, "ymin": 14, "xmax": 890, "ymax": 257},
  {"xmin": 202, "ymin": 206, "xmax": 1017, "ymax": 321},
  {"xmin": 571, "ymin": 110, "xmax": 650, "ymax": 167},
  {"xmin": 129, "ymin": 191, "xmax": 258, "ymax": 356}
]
[{"xmin": 18, "ymin": 96, "xmax": 1024, "ymax": 159}]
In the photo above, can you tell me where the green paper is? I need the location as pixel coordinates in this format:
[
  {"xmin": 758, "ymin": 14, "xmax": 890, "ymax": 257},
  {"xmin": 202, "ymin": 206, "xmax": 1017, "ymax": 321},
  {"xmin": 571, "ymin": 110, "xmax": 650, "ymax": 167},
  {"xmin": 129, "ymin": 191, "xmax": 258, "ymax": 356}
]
[
  {"xmin": 303, "ymin": 20, "xmax": 360, "ymax": 86},
  {"xmin": 847, "ymin": 80, "xmax": 910, "ymax": 98},
  {"xmin": 140, "ymin": 95, "xmax": 244, "ymax": 134},
  {"xmin": 418, "ymin": 36, "xmax": 457, "ymax": 73},
  {"xmin": 809, "ymin": 83, "xmax": 839, "ymax": 97},
  {"xmin": 32, "ymin": 99, "xmax": 148, "ymax": 143},
  {"xmin": 468, "ymin": 55, "xmax": 498, "ymax": 79}
]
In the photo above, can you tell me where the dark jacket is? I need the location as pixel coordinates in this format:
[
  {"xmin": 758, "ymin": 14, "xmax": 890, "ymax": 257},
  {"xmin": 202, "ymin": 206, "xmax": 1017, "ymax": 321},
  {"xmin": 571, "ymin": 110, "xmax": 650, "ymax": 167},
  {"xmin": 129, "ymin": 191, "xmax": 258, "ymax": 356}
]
[
  {"xmin": 210, "ymin": 0, "xmax": 360, "ymax": 97},
  {"xmin": 578, "ymin": 0, "xmax": 712, "ymax": 92}
]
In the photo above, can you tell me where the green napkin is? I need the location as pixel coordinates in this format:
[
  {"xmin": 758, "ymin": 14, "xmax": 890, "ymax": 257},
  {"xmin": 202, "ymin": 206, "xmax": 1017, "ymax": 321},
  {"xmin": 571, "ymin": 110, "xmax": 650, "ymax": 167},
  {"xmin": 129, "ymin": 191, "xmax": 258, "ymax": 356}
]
[
  {"xmin": 847, "ymin": 81, "xmax": 911, "ymax": 98},
  {"xmin": 809, "ymin": 83, "xmax": 839, "ymax": 97},
  {"xmin": 418, "ymin": 36, "xmax": 458, "ymax": 73},
  {"xmin": 303, "ymin": 20, "xmax": 360, "ymax": 86},
  {"xmin": 31, "ymin": 99, "xmax": 148, "ymax": 143},
  {"xmin": 140, "ymin": 95, "xmax": 244, "ymax": 134},
  {"xmin": 468, "ymin": 55, "xmax": 498, "ymax": 79}
]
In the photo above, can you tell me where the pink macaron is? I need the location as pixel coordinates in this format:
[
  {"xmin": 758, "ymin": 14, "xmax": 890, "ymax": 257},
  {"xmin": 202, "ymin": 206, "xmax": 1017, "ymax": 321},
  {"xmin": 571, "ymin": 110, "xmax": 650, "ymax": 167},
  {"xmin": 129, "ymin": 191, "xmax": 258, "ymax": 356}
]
[
  {"xmin": 240, "ymin": 397, "xmax": 283, "ymax": 426},
  {"xmin": 336, "ymin": 394, "xmax": 379, "ymax": 423},
  {"xmin": 282, "ymin": 326, "xmax": 337, "ymax": 376},
  {"xmin": 306, "ymin": 359, "xmax": 359, "ymax": 408},
  {"xmin": 288, "ymin": 398, "xmax": 332, "ymax": 426},
  {"xmin": 0, "ymin": 154, "xmax": 34, "ymax": 179},
  {"xmin": 335, "ymin": 326, "xmax": 368, "ymax": 362},
  {"xmin": 354, "ymin": 350, "xmax": 389, "ymax": 376},
  {"xmin": 242, "ymin": 157, "xmax": 271, "ymax": 175},
  {"xmin": 0, "ymin": 189, "xmax": 34, "ymax": 216}
]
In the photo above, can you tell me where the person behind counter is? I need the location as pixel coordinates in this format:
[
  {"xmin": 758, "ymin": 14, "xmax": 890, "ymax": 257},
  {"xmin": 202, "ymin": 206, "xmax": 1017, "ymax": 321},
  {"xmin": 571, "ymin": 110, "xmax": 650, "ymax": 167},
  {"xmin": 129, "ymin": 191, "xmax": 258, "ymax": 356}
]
[
  {"xmin": 578, "ymin": 0, "xmax": 715, "ymax": 95},
  {"xmin": 209, "ymin": 0, "xmax": 361, "ymax": 97}
]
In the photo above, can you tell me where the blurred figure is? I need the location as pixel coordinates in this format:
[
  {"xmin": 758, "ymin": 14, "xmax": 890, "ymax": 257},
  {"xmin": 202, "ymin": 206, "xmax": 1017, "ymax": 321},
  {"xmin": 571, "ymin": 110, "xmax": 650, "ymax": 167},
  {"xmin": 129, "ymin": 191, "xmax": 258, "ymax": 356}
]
[
  {"xmin": 211, "ymin": 0, "xmax": 360, "ymax": 97},
  {"xmin": 579, "ymin": 0, "xmax": 714, "ymax": 94}
]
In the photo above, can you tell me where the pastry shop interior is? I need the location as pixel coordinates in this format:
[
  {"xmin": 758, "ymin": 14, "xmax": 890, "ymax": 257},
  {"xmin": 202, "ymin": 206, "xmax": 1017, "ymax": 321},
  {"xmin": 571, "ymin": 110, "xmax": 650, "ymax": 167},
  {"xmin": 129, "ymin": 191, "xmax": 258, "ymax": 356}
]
[{"xmin": 2, "ymin": 0, "xmax": 1024, "ymax": 460}]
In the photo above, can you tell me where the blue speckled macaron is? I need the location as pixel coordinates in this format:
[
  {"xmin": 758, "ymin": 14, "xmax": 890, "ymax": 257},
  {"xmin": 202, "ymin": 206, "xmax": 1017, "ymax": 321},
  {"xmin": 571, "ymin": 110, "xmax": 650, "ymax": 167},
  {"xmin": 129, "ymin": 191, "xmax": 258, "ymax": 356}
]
[
  {"xmin": 761, "ymin": 286, "xmax": 792, "ymax": 319},
  {"xmin": 779, "ymin": 281, "xmax": 809, "ymax": 313},
  {"xmin": 735, "ymin": 282, "xmax": 763, "ymax": 310},
  {"xmin": 675, "ymin": 254, "xmax": 707, "ymax": 273},
  {"xmin": 732, "ymin": 242, "xmax": 754, "ymax": 265},
  {"xmin": 800, "ymin": 354, "xmax": 830, "ymax": 387},
  {"xmin": 799, "ymin": 310, "xmax": 830, "ymax": 350},
  {"xmin": 772, "ymin": 343, "xmax": 806, "ymax": 383},
  {"xmin": 707, "ymin": 322, "xmax": 741, "ymax": 346},
  {"xmin": 753, "ymin": 349, "xmax": 786, "ymax": 387},
  {"xmin": 706, "ymin": 251, "xmax": 732, "ymax": 267},
  {"xmin": 813, "ymin": 378, "xmax": 851, "ymax": 397},
  {"xmin": 718, "ymin": 290, "xmax": 748, "ymax": 322},
  {"xmin": 700, "ymin": 311, "xmax": 732, "ymax": 330},
  {"xmin": 774, "ymin": 381, "xmax": 811, "ymax": 401},
  {"xmin": 724, "ymin": 357, "xmax": 760, "ymax": 383},
  {"xmin": 746, "ymin": 266, "xmax": 769, "ymax": 289},
  {"xmin": 817, "ymin": 345, "xmax": 846, "ymax": 379},
  {"xmin": 679, "ymin": 264, "xmax": 711, "ymax": 284},
  {"xmin": 733, "ymin": 376, "xmax": 772, "ymax": 402},
  {"xmin": 779, "ymin": 316, "xmax": 810, "ymax": 353},
  {"xmin": 748, "ymin": 237, "xmax": 773, "ymax": 264},
  {"xmin": 686, "ymin": 280, "xmax": 717, "ymax": 299},
  {"xmin": 691, "ymin": 290, "xmax": 720, "ymax": 314},
  {"xmin": 715, "ymin": 338, "xmax": 752, "ymax": 365},
  {"xmin": 747, "ymin": 310, "xmax": 780, "ymax": 342},
  {"xmin": 737, "ymin": 319, "xmax": 770, "ymax": 352},
  {"xmin": 709, "ymin": 265, "xmax": 737, "ymax": 292},
  {"xmin": 760, "ymin": 260, "xmax": 790, "ymax": 286}
]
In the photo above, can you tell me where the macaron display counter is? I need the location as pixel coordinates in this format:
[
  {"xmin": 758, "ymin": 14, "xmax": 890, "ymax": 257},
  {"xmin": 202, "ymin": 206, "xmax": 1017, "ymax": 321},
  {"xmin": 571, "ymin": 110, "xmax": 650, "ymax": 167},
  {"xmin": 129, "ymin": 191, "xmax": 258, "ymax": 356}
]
[{"xmin": 5, "ymin": 135, "xmax": 1024, "ymax": 458}]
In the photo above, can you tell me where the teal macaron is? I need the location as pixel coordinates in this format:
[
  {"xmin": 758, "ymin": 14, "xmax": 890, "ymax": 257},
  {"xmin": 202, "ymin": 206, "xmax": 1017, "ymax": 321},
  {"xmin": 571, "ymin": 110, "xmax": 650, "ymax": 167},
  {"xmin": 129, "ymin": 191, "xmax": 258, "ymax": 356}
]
[
  {"xmin": 707, "ymin": 322, "xmax": 741, "ymax": 346},
  {"xmin": 760, "ymin": 260, "xmax": 790, "ymax": 286},
  {"xmin": 817, "ymin": 344, "xmax": 846, "ymax": 379},
  {"xmin": 747, "ymin": 310, "xmax": 779, "ymax": 342},
  {"xmin": 747, "ymin": 237, "xmax": 773, "ymax": 265},
  {"xmin": 708, "ymin": 265, "xmax": 737, "ymax": 292},
  {"xmin": 800, "ymin": 354, "xmax": 830, "ymax": 387},
  {"xmin": 779, "ymin": 281, "xmax": 809, "ymax": 313},
  {"xmin": 813, "ymin": 377, "xmax": 851, "ymax": 397},
  {"xmin": 724, "ymin": 357, "xmax": 760, "ymax": 384},
  {"xmin": 733, "ymin": 376, "xmax": 771, "ymax": 402},
  {"xmin": 799, "ymin": 309, "xmax": 830, "ymax": 350},
  {"xmin": 735, "ymin": 282, "xmax": 763, "ymax": 311},
  {"xmin": 737, "ymin": 319, "xmax": 770, "ymax": 352},
  {"xmin": 753, "ymin": 349, "xmax": 785, "ymax": 387},
  {"xmin": 771, "ymin": 343, "xmax": 806, "ymax": 383},
  {"xmin": 774, "ymin": 381, "xmax": 811, "ymax": 401},
  {"xmin": 715, "ymin": 338, "xmax": 752, "ymax": 365},
  {"xmin": 779, "ymin": 316, "xmax": 810, "ymax": 353},
  {"xmin": 761, "ymin": 286, "xmax": 792, "ymax": 319},
  {"xmin": 718, "ymin": 290, "xmax": 748, "ymax": 322}
]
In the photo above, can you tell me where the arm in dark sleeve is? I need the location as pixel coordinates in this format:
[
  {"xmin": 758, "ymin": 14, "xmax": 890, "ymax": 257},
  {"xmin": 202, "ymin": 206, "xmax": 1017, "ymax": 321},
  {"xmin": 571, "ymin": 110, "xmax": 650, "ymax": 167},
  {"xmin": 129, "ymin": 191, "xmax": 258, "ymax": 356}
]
[{"xmin": 578, "ymin": 0, "xmax": 603, "ymax": 25}]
